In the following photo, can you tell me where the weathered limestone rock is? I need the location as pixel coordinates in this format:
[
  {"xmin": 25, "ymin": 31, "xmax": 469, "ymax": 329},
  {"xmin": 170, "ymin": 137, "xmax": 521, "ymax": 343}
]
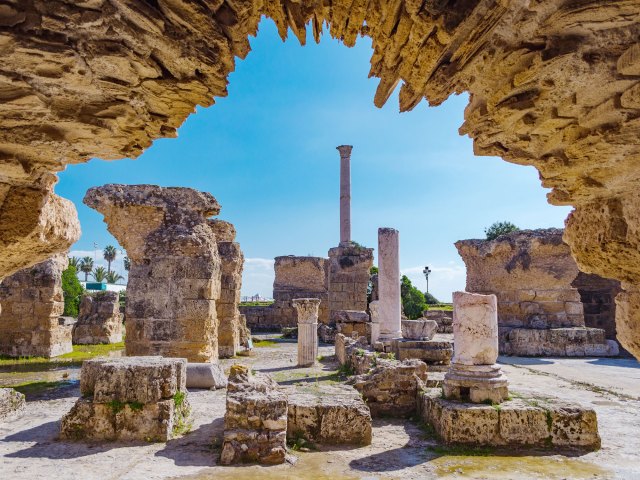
[
  {"xmin": 378, "ymin": 228, "xmax": 401, "ymax": 340},
  {"xmin": 424, "ymin": 310, "xmax": 453, "ymax": 334},
  {"xmin": 333, "ymin": 309, "xmax": 371, "ymax": 341},
  {"xmin": 0, "ymin": 253, "xmax": 72, "ymax": 357},
  {"xmin": 61, "ymin": 356, "xmax": 191, "ymax": 441},
  {"xmin": 185, "ymin": 363, "xmax": 227, "ymax": 390},
  {"xmin": 327, "ymin": 244, "xmax": 373, "ymax": 324},
  {"xmin": 285, "ymin": 383, "xmax": 371, "ymax": 446},
  {"xmin": 293, "ymin": 298, "xmax": 320, "ymax": 367},
  {"xmin": 72, "ymin": 291, "xmax": 123, "ymax": 345},
  {"xmin": 420, "ymin": 388, "xmax": 601, "ymax": 450},
  {"xmin": 444, "ymin": 292, "xmax": 508, "ymax": 404},
  {"xmin": 0, "ymin": 388, "xmax": 26, "ymax": 421},
  {"xmin": 84, "ymin": 185, "xmax": 221, "ymax": 362},
  {"xmin": 350, "ymin": 359, "xmax": 428, "ymax": 418},
  {"xmin": 209, "ymin": 220, "xmax": 244, "ymax": 358},
  {"xmin": 221, "ymin": 365, "xmax": 287, "ymax": 465},
  {"xmin": 369, "ymin": 300, "xmax": 381, "ymax": 345},
  {"xmin": 456, "ymin": 229, "xmax": 618, "ymax": 356},
  {"xmin": 401, "ymin": 319, "xmax": 438, "ymax": 340},
  {"xmin": 2, "ymin": 1, "xmax": 640, "ymax": 360},
  {"xmin": 393, "ymin": 338, "xmax": 453, "ymax": 368}
]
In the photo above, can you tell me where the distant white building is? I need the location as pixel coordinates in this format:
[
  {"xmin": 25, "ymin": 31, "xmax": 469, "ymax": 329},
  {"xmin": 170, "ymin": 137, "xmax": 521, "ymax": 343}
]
[{"xmin": 81, "ymin": 281, "xmax": 127, "ymax": 293}]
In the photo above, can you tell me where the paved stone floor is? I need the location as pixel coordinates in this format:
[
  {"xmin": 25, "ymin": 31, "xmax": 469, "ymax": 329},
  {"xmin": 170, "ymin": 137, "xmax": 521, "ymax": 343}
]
[{"xmin": 1, "ymin": 337, "xmax": 640, "ymax": 479}]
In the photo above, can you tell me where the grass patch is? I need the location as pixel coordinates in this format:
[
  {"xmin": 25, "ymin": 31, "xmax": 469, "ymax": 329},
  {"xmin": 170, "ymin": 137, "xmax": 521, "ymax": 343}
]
[
  {"xmin": 252, "ymin": 339, "xmax": 278, "ymax": 348},
  {"xmin": 424, "ymin": 304, "xmax": 453, "ymax": 311},
  {"xmin": 288, "ymin": 433, "xmax": 317, "ymax": 452},
  {"xmin": 0, "ymin": 342, "xmax": 125, "ymax": 367},
  {"xmin": 239, "ymin": 301, "xmax": 274, "ymax": 307},
  {"xmin": 427, "ymin": 444, "xmax": 494, "ymax": 456},
  {"xmin": 6, "ymin": 380, "xmax": 73, "ymax": 396}
]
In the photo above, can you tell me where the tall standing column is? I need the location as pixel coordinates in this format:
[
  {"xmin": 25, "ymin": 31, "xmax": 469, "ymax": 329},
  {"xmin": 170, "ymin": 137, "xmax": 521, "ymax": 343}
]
[
  {"xmin": 336, "ymin": 145, "xmax": 352, "ymax": 246},
  {"xmin": 378, "ymin": 228, "xmax": 401, "ymax": 340},
  {"xmin": 293, "ymin": 298, "xmax": 321, "ymax": 367}
]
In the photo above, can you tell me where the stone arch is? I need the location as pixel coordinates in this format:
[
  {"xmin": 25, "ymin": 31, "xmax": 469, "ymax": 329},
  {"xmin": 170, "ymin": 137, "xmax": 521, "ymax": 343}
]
[{"xmin": 1, "ymin": 1, "xmax": 639, "ymax": 356}]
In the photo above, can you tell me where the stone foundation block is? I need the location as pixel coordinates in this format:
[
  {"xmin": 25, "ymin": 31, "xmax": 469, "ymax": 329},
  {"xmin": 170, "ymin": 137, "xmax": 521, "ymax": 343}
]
[
  {"xmin": 285, "ymin": 384, "xmax": 371, "ymax": 445},
  {"xmin": 393, "ymin": 339, "xmax": 453, "ymax": 364},
  {"xmin": 221, "ymin": 365, "xmax": 287, "ymax": 465},
  {"xmin": 504, "ymin": 327, "xmax": 619, "ymax": 356},
  {"xmin": 61, "ymin": 356, "xmax": 191, "ymax": 441},
  {"xmin": 419, "ymin": 388, "xmax": 600, "ymax": 450},
  {"xmin": 185, "ymin": 363, "xmax": 227, "ymax": 389},
  {"xmin": 72, "ymin": 291, "xmax": 123, "ymax": 345},
  {"xmin": 0, "ymin": 387, "xmax": 26, "ymax": 421},
  {"xmin": 401, "ymin": 319, "xmax": 438, "ymax": 340}
]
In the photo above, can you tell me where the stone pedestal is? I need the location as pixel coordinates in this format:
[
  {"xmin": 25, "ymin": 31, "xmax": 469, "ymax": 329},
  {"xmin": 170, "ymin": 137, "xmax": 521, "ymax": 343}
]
[
  {"xmin": 444, "ymin": 291, "xmax": 508, "ymax": 403},
  {"xmin": 221, "ymin": 365, "xmax": 287, "ymax": 465},
  {"xmin": 0, "ymin": 254, "xmax": 72, "ymax": 358},
  {"xmin": 84, "ymin": 185, "xmax": 222, "ymax": 362},
  {"xmin": 293, "ymin": 298, "xmax": 320, "ymax": 367},
  {"xmin": 333, "ymin": 309, "xmax": 370, "ymax": 341},
  {"xmin": 401, "ymin": 318, "xmax": 438, "ymax": 340},
  {"xmin": 60, "ymin": 356, "xmax": 191, "ymax": 441},
  {"xmin": 378, "ymin": 228, "xmax": 401, "ymax": 340},
  {"xmin": 72, "ymin": 291, "xmax": 123, "ymax": 345}
]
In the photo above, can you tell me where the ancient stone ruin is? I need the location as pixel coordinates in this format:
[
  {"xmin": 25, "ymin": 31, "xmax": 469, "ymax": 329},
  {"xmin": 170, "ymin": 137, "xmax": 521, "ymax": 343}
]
[
  {"xmin": 0, "ymin": 253, "xmax": 72, "ymax": 358},
  {"xmin": 72, "ymin": 291, "xmax": 123, "ymax": 345},
  {"xmin": 292, "ymin": 298, "xmax": 320, "ymax": 367},
  {"xmin": 221, "ymin": 365, "xmax": 288, "ymax": 465},
  {"xmin": 443, "ymin": 292, "xmax": 509, "ymax": 404},
  {"xmin": 456, "ymin": 229, "xmax": 619, "ymax": 357},
  {"xmin": 84, "ymin": 185, "xmax": 223, "ymax": 362},
  {"xmin": 377, "ymin": 227, "xmax": 401, "ymax": 341},
  {"xmin": 209, "ymin": 220, "xmax": 244, "ymax": 358},
  {"xmin": 0, "ymin": 388, "xmax": 25, "ymax": 422},
  {"xmin": 61, "ymin": 357, "xmax": 191, "ymax": 441}
]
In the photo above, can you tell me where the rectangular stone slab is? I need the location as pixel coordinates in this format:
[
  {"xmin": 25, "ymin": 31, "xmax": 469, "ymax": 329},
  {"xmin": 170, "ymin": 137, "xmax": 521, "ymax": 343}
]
[
  {"xmin": 419, "ymin": 388, "xmax": 601, "ymax": 450},
  {"xmin": 81, "ymin": 356, "xmax": 186, "ymax": 403},
  {"xmin": 284, "ymin": 384, "xmax": 372, "ymax": 445}
]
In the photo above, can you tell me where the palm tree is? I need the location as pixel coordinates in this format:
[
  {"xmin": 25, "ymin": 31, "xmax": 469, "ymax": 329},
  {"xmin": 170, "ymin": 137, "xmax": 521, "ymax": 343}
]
[
  {"xmin": 105, "ymin": 271, "xmax": 124, "ymax": 284},
  {"xmin": 68, "ymin": 256, "xmax": 80, "ymax": 270},
  {"xmin": 123, "ymin": 256, "xmax": 131, "ymax": 272},
  {"xmin": 103, "ymin": 245, "xmax": 117, "ymax": 274},
  {"xmin": 93, "ymin": 266, "xmax": 107, "ymax": 283},
  {"xmin": 79, "ymin": 257, "xmax": 94, "ymax": 282}
]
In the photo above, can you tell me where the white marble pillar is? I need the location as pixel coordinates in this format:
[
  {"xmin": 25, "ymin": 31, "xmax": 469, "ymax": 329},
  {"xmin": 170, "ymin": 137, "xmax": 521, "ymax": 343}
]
[
  {"xmin": 369, "ymin": 300, "xmax": 381, "ymax": 344},
  {"xmin": 444, "ymin": 291, "xmax": 508, "ymax": 403},
  {"xmin": 336, "ymin": 145, "xmax": 352, "ymax": 246},
  {"xmin": 378, "ymin": 227, "xmax": 401, "ymax": 340},
  {"xmin": 293, "ymin": 298, "xmax": 321, "ymax": 367}
]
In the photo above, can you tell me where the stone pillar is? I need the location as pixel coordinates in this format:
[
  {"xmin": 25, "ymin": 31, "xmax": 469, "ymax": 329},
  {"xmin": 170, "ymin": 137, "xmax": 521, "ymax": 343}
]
[
  {"xmin": 444, "ymin": 291, "xmax": 508, "ymax": 403},
  {"xmin": 0, "ymin": 253, "xmax": 72, "ymax": 357},
  {"xmin": 369, "ymin": 300, "xmax": 381, "ymax": 344},
  {"xmin": 378, "ymin": 227, "xmax": 401, "ymax": 340},
  {"xmin": 84, "ymin": 185, "xmax": 222, "ymax": 363},
  {"xmin": 72, "ymin": 291, "xmax": 123, "ymax": 345},
  {"xmin": 336, "ymin": 145, "xmax": 352, "ymax": 246},
  {"xmin": 293, "ymin": 298, "xmax": 320, "ymax": 367},
  {"xmin": 209, "ymin": 220, "xmax": 244, "ymax": 358}
]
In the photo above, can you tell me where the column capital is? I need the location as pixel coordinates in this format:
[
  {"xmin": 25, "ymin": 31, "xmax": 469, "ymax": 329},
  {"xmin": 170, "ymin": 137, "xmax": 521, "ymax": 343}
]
[{"xmin": 336, "ymin": 145, "xmax": 353, "ymax": 158}]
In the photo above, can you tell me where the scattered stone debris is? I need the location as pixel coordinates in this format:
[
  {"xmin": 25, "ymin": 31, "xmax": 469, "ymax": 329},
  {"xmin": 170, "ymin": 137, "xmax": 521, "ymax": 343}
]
[
  {"xmin": 0, "ymin": 388, "xmax": 26, "ymax": 421},
  {"xmin": 72, "ymin": 291, "xmax": 123, "ymax": 345},
  {"xmin": 220, "ymin": 365, "xmax": 288, "ymax": 465}
]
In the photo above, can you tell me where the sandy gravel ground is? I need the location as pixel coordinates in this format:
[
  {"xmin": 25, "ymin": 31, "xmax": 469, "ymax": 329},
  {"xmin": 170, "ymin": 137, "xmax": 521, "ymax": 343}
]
[{"xmin": 1, "ymin": 337, "xmax": 640, "ymax": 480}]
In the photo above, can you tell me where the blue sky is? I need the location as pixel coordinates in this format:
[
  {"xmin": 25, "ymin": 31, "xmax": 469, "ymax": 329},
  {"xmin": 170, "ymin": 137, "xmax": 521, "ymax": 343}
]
[{"xmin": 57, "ymin": 19, "xmax": 571, "ymax": 302}]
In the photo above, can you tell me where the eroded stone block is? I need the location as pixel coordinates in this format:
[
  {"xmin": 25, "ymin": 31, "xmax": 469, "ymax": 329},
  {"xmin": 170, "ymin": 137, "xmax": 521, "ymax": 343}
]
[
  {"xmin": 0, "ymin": 387, "xmax": 26, "ymax": 421},
  {"xmin": 73, "ymin": 291, "xmax": 123, "ymax": 345}
]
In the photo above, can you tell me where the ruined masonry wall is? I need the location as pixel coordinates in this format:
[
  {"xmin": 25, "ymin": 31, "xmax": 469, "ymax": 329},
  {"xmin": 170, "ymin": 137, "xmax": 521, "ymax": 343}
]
[
  {"xmin": 327, "ymin": 245, "xmax": 373, "ymax": 323},
  {"xmin": 0, "ymin": 253, "xmax": 71, "ymax": 357}
]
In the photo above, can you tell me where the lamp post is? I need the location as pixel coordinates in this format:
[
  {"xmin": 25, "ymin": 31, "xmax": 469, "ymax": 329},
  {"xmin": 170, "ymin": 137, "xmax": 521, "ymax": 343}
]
[{"xmin": 423, "ymin": 266, "xmax": 432, "ymax": 294}]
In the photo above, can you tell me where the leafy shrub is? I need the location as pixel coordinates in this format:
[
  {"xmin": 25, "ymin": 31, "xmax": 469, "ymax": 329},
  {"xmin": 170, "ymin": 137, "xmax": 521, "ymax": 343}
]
[
  {"xmin": 62, "ymin": 265, "xmax": 83, "ymax": 317},
  {"xmin": 485, "ymin": 221, "xmax": 519, "ymax": 240},
  {"xmin": 401, "ymin": 275, "xmax": 427, "ymax": 319}
]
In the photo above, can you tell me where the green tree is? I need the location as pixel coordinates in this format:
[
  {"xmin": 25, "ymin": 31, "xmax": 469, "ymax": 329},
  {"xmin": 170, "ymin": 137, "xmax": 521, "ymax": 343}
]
[
  {"xmin": 68, "ymin": 256, "xmax": 80, "ymax": 270},
  {"xmin": 423, "ymin": 291, "xmax": 440, "ymax": 305},
  {"xmin": 62, "ymin": 265, "xmax": 83, "ymax": 317},
  {"xmin": 106, "ymin": 271, "xmax": 124, "ymax": 284},
  {"xmin": 401, "ymin": 275, "xmax": 427, "ymax": 320},
  {"xmin": 103, "ymin": 245, "xmax": 117, "ymax": 274},
  {"xmin": 93, "ymin": 266, "xmax": 107, "ymax": 282},
  {"xmin": 79, "ymin": 256, "xmax": 94, "ymax": 281},
  {"xmin": 123, "ymin": 256, "xmax": 131, "ymax": 271},
  {"xmin": 485, "ymin": 221, "xmax": 519, "ymax": 240}
]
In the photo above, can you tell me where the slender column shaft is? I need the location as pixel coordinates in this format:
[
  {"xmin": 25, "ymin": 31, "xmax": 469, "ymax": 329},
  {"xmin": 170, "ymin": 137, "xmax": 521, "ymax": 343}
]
[
  {"xmin": 337, "ymin": 145, "xmax": 352, "ymax": 246},
  {"xmin": 378, "ymin": 228, "xmax": 401, "ymax": 339}
]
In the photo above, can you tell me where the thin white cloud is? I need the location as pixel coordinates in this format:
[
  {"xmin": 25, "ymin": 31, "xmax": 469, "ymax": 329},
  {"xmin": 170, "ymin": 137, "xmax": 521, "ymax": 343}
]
[
  {"xmin": 242, "ymin": 258, "xmax": 275, "ymax": 298},
  {"xmin": 400, "ymin": 263, "xmax": 466, "ymax": 303}
]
